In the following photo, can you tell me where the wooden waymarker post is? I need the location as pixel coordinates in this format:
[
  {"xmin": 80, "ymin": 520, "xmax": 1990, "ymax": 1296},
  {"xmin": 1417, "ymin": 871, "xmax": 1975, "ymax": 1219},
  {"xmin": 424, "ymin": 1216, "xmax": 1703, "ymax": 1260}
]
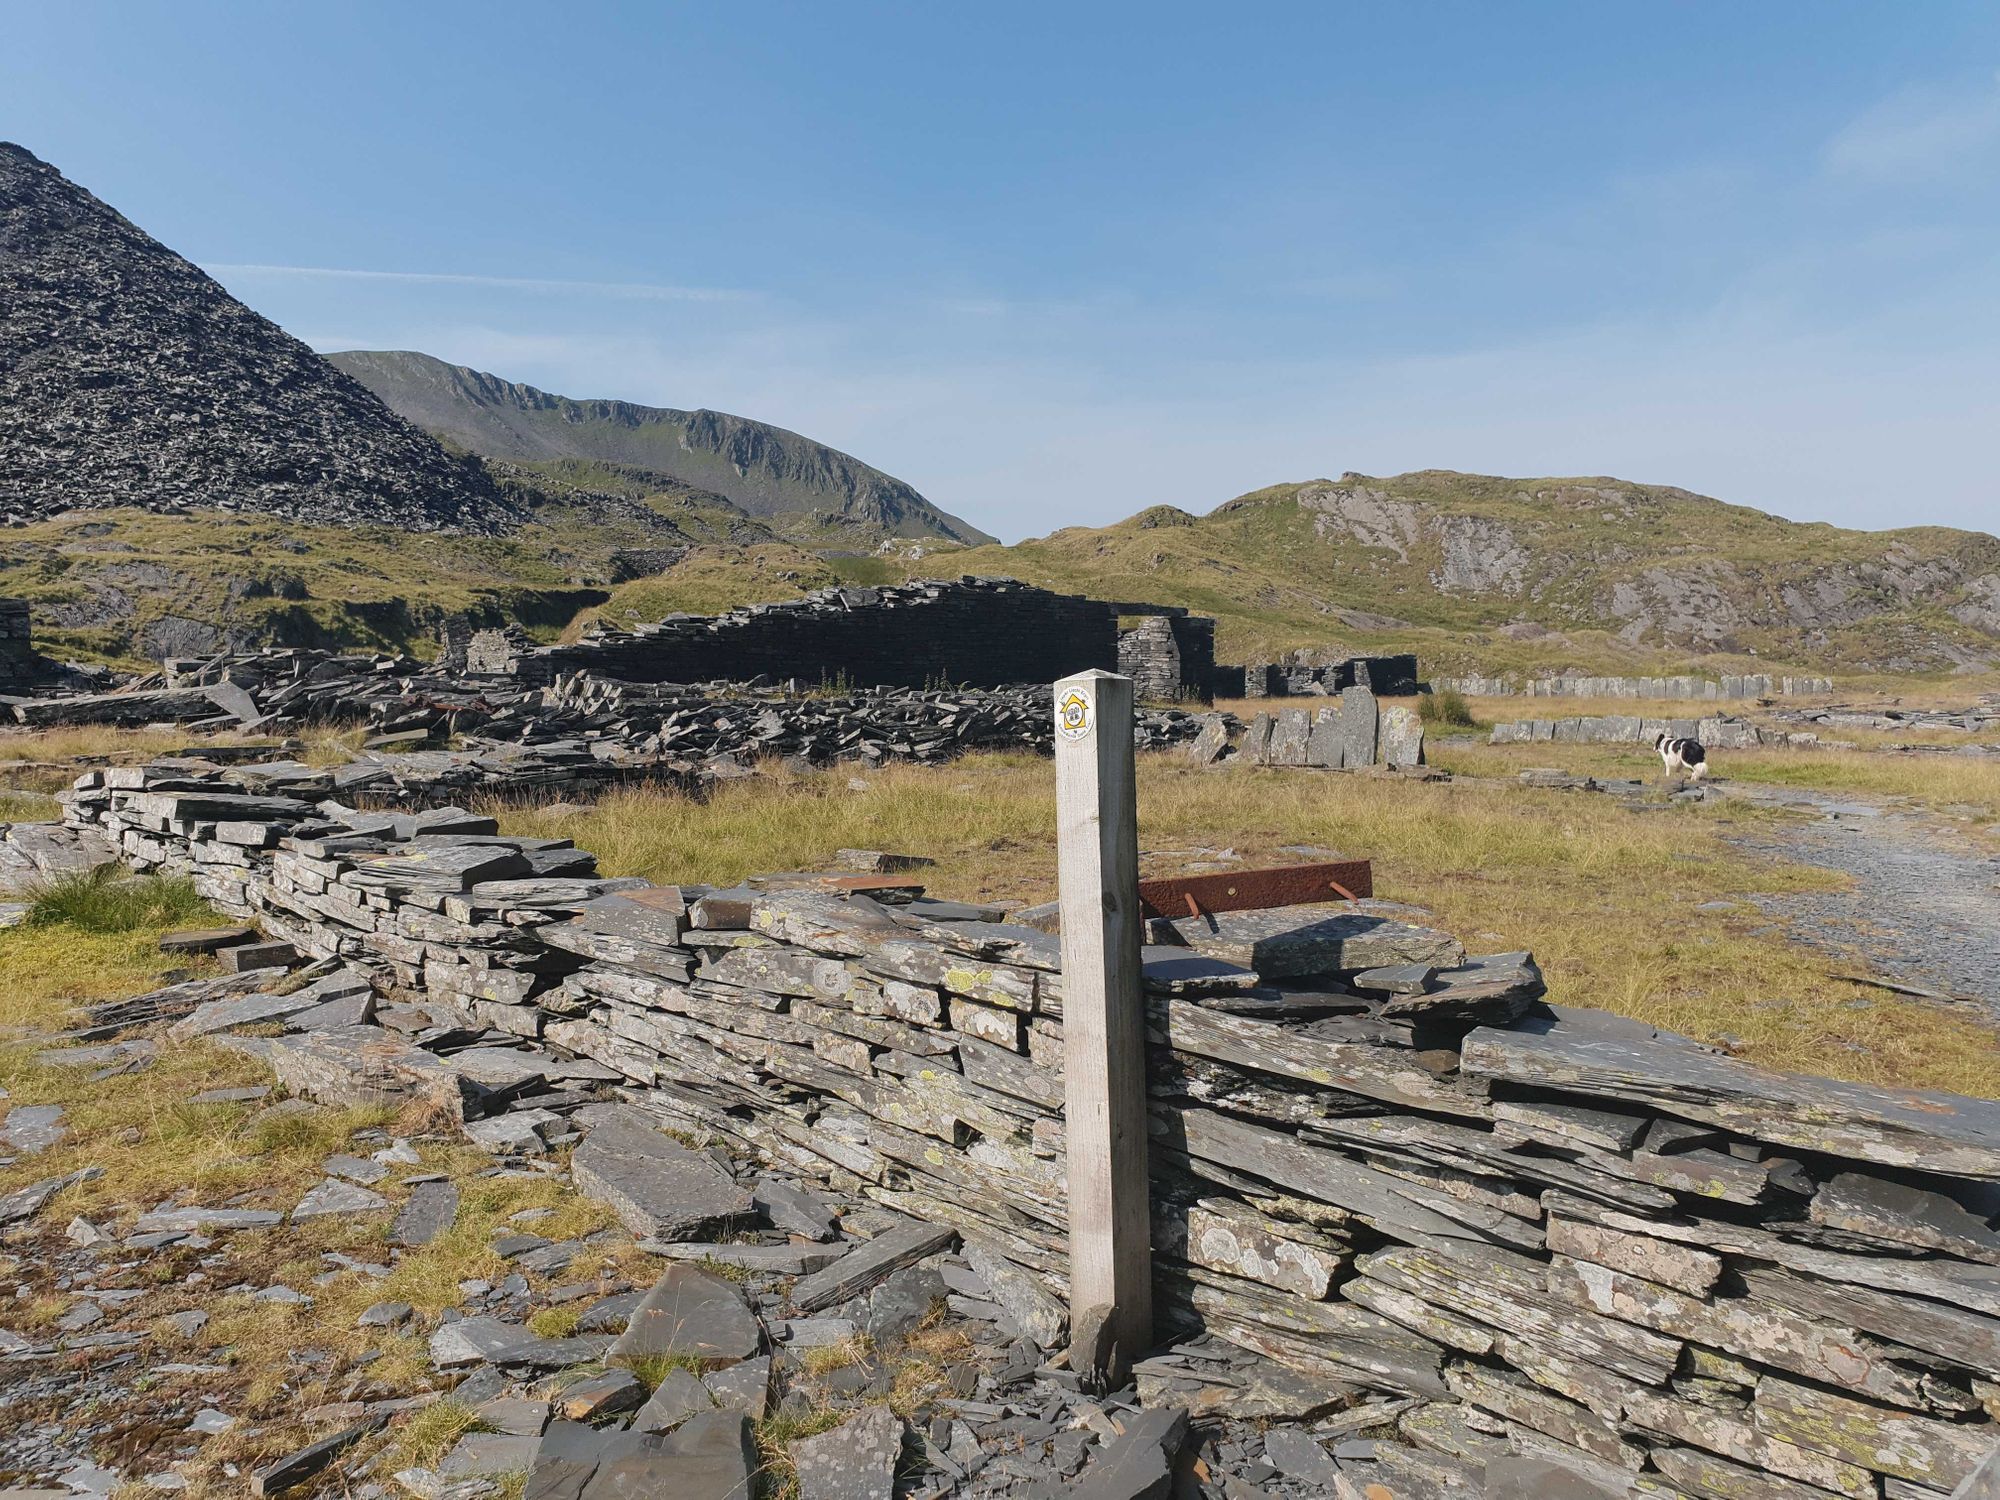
[{"xmin": 1052, "ymin": 668, "xmax": 1152, "ymax": 1388}]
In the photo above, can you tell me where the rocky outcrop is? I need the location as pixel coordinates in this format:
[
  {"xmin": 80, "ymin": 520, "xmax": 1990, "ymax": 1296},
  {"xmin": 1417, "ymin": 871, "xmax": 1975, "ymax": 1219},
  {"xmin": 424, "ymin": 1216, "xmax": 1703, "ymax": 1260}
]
[
  {"xmin": 329, "ymin": 349, "xmax": 991, "ymax": 544},
  {"xmin": 0, "ymin": 143, "xmax": 519, "ymax": 533},
  {"xmin": 1183, "ymin": 472, "xmax": 2000, "ymax": 668}
]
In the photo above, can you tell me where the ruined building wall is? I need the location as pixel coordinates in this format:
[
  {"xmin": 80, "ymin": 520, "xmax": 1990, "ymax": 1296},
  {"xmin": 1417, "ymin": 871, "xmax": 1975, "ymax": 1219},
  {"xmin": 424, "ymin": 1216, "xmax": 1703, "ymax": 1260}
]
[
  {"xmin": 482, "ymin": 580, "xmax": 1124, "ymax": 692},
  {"xmin": 0, "ymin": 599, "xmax": 36, "ymax": 686},
  {"xmin": 469, "ymin": 580, "xmax": 1217, "ymax": 700}
]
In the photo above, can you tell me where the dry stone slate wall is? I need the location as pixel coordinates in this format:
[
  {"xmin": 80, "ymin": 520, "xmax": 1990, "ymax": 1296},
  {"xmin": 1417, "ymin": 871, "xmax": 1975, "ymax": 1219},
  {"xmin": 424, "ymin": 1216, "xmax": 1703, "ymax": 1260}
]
[
  {"xmin": 58, "ymin": 750, "xmax": 2000, "ymax": 1494},
  {"xmin": 1439, "ymin": 672, "xmax": 1835, "ymax": 699},
  {"xmin": 1489, "ymin": 713, "xmax": 1819, "ymax": 750}
]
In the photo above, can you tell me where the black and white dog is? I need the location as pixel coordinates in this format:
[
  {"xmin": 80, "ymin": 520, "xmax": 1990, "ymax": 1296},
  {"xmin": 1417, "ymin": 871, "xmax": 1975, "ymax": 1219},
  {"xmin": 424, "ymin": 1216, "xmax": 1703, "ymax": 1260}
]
[{"xmin": 1654, "ymin": 732, "xmax": 1708, "ymax": 781}]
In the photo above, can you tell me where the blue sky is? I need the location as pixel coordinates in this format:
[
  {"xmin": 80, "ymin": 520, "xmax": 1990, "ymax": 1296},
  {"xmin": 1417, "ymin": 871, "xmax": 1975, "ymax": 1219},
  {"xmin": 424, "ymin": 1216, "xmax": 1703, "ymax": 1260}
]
[{"xmin": 7, "ymin": 3, "xmax": 1999, "ymax": 541}]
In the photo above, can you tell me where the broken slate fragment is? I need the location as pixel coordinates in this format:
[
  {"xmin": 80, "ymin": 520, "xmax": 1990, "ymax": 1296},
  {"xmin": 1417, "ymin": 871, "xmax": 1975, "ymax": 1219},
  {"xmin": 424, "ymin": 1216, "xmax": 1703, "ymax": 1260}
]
[
  {"xmin": 789, "ymin": 1217, "xmax": 958, "ymax": 1314},
  {"xmin": 134, "ymin": 1205, "xmax": 281, "ymax": 1234},
  {"xmin": 0, "ymin": 1104, "xmax": 66, "ymax": 1155},
  {"xmin": 525, "ymin": 1412, "xmax": 756, "ymax": 1500},
  {"xmin": 557, "ymin": 1368, "xmax": 646, "ymax": 1421},
  {"xmin": 632, "ymin": 1367, "xmax": 714, "ymax": 1433},
  {"xmin": 1168, "ymin": 905, "xmax": 1465, "ymax": 979},
  {"xmin": 249, "ymin": 1416, "xmax": 385, "ymax": 1496},
  {"xmin": 609, "ymin": 1265, "xmax": 763, "ymax": 1369},
  {"xmin": 429, "ymin": 1316, "xmax": 530, "ymax": 1369},
  {"xmin": 752, "ymin": 1176, "xmax": 839, "ymax": 1240},
  {"xmin": 789, "ymin": 1403, "xmax": 902, "ymax": 1500},
  {"xmin": 392, "ymin": 1179, "xmax": 459, "ymax": 1248},
  {"xmin": 569, "ymin": 1107, "xmax": 754, "ymax": 1240},
  {"xmin": 1071, "ymin": 1405, "xmax": 1189, "ymax": 1500},
  {"xmin": 1809, "ymin": 1171, "xmax": 2000, "ymax": 1263},
  {"xmin": 962, "ymin": 1239, "xmax": 1068, "ymax": 1350},
  {"xmin": 439, "ymin": 1432, "xmax": 542, "ymax": 1480},
  {"xmin": 292, "ymin": 1178, "xmax": 390, "ymax": 1222},
  {"xmin": 701, "ymin": 1355, "xmax": 771, "ymax": 1419},
  {"xmin": 0, "ymin": 1168, "xmax": 100, "ymax": 1226},
  {"xmin": 1262, "ymin": 1427, "xmax": 1342, "ymax": 1488}
]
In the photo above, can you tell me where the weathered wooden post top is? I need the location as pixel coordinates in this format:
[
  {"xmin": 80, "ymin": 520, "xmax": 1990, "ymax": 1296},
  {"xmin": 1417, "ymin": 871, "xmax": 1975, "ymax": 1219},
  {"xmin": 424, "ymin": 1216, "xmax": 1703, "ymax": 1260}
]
[{"xmin": 1052, "ymin": 668, "xmax": 1153, "ymax": 1389}]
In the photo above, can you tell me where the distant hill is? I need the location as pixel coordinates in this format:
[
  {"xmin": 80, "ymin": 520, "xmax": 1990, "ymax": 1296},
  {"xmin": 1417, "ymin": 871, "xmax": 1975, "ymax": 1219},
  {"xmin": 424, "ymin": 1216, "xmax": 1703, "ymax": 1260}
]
[
  {"xmin": 328, "ymin": 350, "xmax": 994, "ymax": 547},
  {"xmin": 0, "ymin": 142, "xmax": 516, "ymax": 533},
  {"xmin": 932, "ymin": 473, "xmax": 2000, "ymax": 674},
  {"xmin": 578, "ymin": 471, "xmax": 2000, "ymax": 676}
]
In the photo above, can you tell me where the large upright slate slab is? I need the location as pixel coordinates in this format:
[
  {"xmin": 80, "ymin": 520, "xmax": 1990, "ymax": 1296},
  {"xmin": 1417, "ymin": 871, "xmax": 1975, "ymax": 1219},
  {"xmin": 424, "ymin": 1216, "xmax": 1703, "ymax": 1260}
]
[
  {"xmin": 1268, "ymin": 708, "xmax": 1312, "ymax": 767},
  {"xmin": 1335, "ymin": 685, "xmax": 1379, "ymax": 767},
  {"xmin": 1378, "ymin": 703, "xmax": 1424, "ymax": 767},
  {"xmin": 1305, "ymin": 708, "xmax": 1342, "ymax": 768},
  {"xmin": 1239, "ymin": 713, "xmax": 1273, "ymax": 766}
]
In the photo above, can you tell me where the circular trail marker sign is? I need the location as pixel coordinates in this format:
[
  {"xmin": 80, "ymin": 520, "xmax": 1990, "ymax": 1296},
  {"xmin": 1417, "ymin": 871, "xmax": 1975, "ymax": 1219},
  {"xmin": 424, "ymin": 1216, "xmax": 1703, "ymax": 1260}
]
[{"xmin": 1056, "ymin": 686, "xmax": 1093, "ymax": 740}]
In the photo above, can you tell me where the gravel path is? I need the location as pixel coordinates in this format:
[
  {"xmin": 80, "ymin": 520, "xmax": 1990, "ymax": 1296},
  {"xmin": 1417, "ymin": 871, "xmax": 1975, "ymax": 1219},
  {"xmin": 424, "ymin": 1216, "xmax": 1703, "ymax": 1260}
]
[{"xmin": 1720, "ymin": 782, "xmax": 2000, "ymax": 1012}]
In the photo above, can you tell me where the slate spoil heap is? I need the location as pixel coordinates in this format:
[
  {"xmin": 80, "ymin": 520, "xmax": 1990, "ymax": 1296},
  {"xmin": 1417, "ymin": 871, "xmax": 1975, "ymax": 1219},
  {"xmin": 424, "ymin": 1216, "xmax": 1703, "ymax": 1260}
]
[
  {"xmin": 6, "ymin": 646, "xmax": 1208, "ymax": 790},
  {"xmin": 51, "ymin": 754, "xmax": 2000, "ymax": 1497},
  {"xmin": 0, "ymin": 142, "xmax": 515, "ymax": 531}
]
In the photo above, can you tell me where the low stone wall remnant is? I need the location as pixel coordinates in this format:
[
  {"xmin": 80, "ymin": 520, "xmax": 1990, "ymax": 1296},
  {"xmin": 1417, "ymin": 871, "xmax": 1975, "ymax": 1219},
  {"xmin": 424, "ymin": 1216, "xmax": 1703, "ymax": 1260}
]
[
  {"xmin": 56, "ymin": 749, "xmax": 2000, "ymax": 1495},
  {"xmin": 1437, "ymin": 671, "xmax": 1834, "ymax": 699},
  {"xmin": 1488, "ymin": 713, "xmax": 1822, "ymax": 750}
]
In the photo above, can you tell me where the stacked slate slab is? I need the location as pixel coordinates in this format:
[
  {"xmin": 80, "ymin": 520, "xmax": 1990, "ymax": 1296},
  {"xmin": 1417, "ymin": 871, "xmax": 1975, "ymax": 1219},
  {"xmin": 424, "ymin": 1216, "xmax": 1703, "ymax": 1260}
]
[
  {"xmin": 57, "ymin": 757, "xmax": 2000, "ymax": 1494},
  {"xmin": 1491, "ymin": 713, "xmax": 1786, "ymax": 750},
  {"xmin": 1437, "ymin": 673, "xmax": 1835, "ymax": 699},
  {"xmin": 1112, "ymin": 605, "xmax": 1218, "ymax": 703}
]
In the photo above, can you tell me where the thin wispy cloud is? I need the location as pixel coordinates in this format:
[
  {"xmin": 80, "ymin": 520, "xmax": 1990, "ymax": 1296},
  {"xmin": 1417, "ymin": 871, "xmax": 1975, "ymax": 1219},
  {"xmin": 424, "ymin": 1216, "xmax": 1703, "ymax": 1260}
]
[
  {"xmin": 1822, "ymin": 70, "xmax": 2000, "ymax": 183},
  {"xmin": 203, "ymin": 263, "xmax": 751, "ymax": 303}
]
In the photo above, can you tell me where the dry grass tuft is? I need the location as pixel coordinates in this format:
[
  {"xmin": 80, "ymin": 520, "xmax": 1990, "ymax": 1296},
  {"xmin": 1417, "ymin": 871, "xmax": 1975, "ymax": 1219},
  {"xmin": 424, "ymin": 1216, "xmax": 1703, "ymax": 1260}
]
[{"xmin": 387, "ymin": 1398, "xmax": 487, "ymax": 1470}]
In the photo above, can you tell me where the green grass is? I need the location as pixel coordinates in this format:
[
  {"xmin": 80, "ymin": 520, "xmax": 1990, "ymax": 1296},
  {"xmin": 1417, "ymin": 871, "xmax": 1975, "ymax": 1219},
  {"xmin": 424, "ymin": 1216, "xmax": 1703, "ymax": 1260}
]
[{"xmin": 25, "ymin": 867, "xmax": 215, "ymax": 934}]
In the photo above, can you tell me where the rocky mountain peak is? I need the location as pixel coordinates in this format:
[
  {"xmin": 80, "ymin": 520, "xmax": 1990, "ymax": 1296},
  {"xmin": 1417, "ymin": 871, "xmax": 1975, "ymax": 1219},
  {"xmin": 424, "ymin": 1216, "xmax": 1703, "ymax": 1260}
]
[{"xmin": 0, "ymin": 143, "xmax": 521, "ymax": 533}]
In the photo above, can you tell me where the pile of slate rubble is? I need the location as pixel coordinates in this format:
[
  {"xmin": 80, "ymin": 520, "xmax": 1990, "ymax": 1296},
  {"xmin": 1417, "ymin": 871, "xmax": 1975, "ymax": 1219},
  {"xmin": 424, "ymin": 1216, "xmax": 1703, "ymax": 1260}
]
[
  {"xmin": 2, "ymin": 647, "xmax": 1209, "ymax": 786},
  {"xmin": 32, "ymin": 754, "xmax": 2000, "ymax": 1496}
]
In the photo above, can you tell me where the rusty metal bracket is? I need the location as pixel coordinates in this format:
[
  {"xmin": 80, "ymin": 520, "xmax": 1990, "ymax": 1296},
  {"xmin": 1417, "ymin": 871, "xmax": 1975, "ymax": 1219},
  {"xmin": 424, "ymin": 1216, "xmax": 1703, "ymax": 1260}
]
[{"xmin": 1137, "ymin": 859, "xmax": 1373, "ymax": 921}]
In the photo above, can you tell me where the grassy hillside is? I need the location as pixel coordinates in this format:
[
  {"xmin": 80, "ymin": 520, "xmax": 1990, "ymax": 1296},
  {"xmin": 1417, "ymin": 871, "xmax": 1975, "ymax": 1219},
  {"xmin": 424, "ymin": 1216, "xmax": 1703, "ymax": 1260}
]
[
  {"xmin": 469, "ymin": 471, "xmax": 2000, "ymax": 680},
  {"xmin": 14, "ymin": 469, "xmax": 1997, "ymax": 677}
]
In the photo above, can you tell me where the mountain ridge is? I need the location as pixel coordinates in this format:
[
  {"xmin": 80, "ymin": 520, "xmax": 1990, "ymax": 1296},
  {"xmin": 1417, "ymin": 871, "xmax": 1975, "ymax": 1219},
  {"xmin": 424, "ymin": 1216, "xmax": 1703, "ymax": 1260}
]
[{"xmin": 328, "ymin": 349, "xmax": 995, "ymax": 547}]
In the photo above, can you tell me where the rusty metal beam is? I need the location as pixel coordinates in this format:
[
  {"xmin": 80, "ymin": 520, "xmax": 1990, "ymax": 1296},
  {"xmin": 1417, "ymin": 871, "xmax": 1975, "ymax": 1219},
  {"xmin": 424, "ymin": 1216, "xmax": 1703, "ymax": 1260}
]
[{"xmin": 1137, "ymin": 859, "xmax": 1373, "ymax": 920}]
